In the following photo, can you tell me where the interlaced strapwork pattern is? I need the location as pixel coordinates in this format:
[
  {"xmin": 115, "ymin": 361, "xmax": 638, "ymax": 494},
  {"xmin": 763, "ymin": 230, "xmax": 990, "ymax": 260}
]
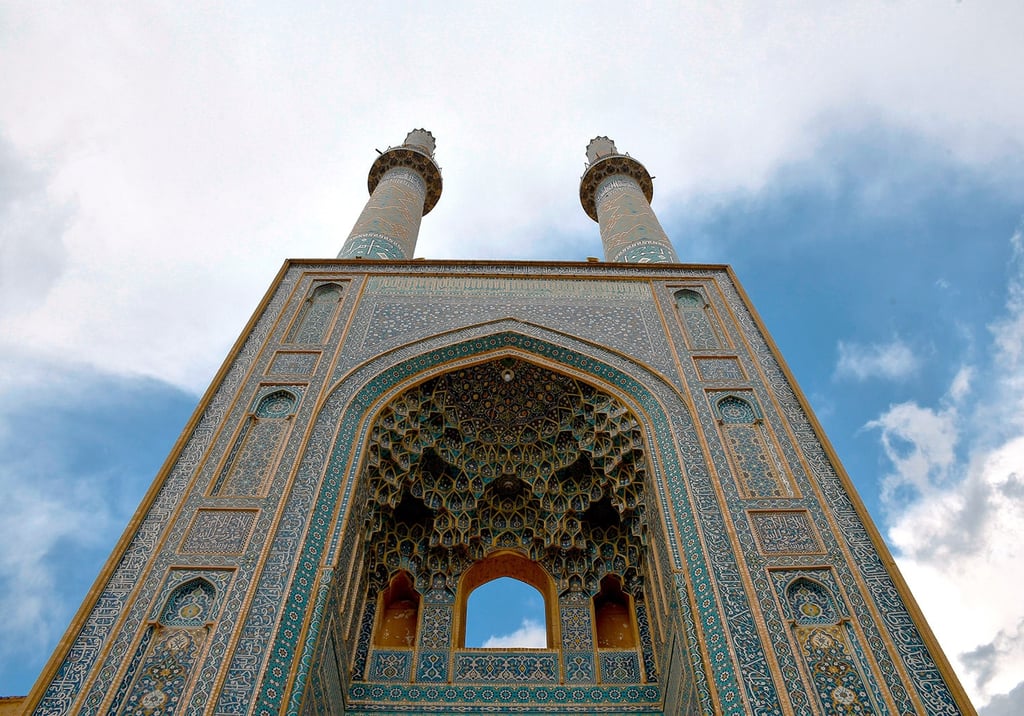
[{"xmin": 362, "ymin": 358, "xmax": 648, "ymax": 596}]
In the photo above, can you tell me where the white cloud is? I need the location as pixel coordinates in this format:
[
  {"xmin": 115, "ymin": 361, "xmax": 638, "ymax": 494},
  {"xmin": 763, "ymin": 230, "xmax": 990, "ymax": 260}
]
[
  {"xmin": 870, "ymin": 229, "xmax": 1024, "ymax": 708},
  {"xmin": 835, "ymin": 339, "xmax": 919, "ymax": 382},
  {"xmin": 980, "ymin": 679, "xmax": 1024, "ymax": 716},
  {"xmin": 865, "ymin": 401, "xmax": 958, "ymax": 504},
  {"xmin": 0, "ymin": 442, "xmax": 113, "ymax": 664},
  {"xmin": 887, "ymin": 435, "xmax": 1024, "ymax": 706},
  {"xmin": 0, "ymin": 136, "xmax": 71, "ymax": 319},
  {"xmin": 481, "ymin": 619, "xmax": 547, "ymax": 649},
  {"xmin": 0, "ymin": 3, "xmax": 1021, "ymax": 390},
  {"xmin": 949, "ymin": 365, "xmax": 974, "ymax": 403}
]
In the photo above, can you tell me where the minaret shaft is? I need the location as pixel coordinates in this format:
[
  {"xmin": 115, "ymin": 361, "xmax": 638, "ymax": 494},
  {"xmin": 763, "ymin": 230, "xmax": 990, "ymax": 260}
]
[
  {"xmin": 338, "ymin": 129, "xmax": 442, "ymax": 260},
  {"xmin": 340, "ymin": 166, "xmax": 427, "ymax": 259},
  {"xmin": 580, "ymin": 137, "xmax": 679, "ymax": 264}
]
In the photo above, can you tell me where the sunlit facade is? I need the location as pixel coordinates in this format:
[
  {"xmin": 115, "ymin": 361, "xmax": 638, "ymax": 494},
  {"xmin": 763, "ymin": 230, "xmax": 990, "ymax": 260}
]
[{"xmin": 24, "ymin": 132, "xmax": 974, "ymax": 714}]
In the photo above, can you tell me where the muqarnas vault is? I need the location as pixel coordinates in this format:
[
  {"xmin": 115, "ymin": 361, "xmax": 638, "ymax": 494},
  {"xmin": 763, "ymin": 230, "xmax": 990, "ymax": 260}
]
[{"xmin": 24, "ymin": 131, "xmax": 975, "ymax": 715}]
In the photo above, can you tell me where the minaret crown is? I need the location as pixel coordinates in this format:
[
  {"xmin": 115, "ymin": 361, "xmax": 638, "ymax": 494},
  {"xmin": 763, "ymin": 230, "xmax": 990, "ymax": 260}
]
[
  {"xmin": 579, "ymin": 137, "xmax": 654, "ymax": 222},
  {"xmin": 403, "ymin": 129, "xmax": 436, "ymax": 157},
  {"xmin": 585, "ymin": 136, "xmax": 618, "ymax": 165}
]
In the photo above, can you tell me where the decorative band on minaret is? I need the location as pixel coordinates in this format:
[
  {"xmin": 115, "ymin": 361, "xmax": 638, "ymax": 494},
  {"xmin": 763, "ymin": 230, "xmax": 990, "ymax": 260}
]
[
  {"xmin": 579, "ymin": 137, "xmax": 679, "ymax": 264},
  {"xmin": 338, "ymin": 129, "xmax": 443, "ymax": 260}
]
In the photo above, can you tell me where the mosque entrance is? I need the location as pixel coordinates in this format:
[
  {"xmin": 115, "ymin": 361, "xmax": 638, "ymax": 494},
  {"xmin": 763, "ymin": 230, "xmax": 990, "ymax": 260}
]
[{"xmin": 304, "ymin": 357, "xmax": 674, "ymax": 712}]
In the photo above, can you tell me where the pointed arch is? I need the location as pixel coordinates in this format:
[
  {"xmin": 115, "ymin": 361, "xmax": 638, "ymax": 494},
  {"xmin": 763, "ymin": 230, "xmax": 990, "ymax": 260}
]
[
  {"xmin": 286, "ymin": 282, "xmax": 345, "ymax": 344},
  {"xmin": 456, "ymin": 551, "xmax": 557, "ymax": 649},
  {"xmin": 160, "ymin": 577, "xmax": 217, "ymax": 627},
  {"xmin": 673, "ymin": 287, "xmax": 723, "ymax": 349},
  {"xmin": 711, "ymin": 390, "xmax": 793, "ymax": 498},
  {"xmin": 275, "ymin": 324, "xmax": 749, "ymax": 714},
  {"xmin": 781, "ymin": 573, "xmax": 879, "ymax": 713},
  {"xmin": 211, "ymin": 388, "xmax": 298, "ymax": 497},
  {"xmin": 374, "ymin": 571, "xmax": 420, "ymax": 648},
  {"xmin": 254, "ymin": 389, "xmax": 298, "ymax": 418},
  {"xmin": 713, "ymin": 393, "xmax": 760, "ymax": 424}
]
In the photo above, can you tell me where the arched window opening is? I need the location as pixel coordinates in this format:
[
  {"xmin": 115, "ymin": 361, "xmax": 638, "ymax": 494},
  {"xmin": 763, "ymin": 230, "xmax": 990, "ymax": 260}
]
[
  {"xmin": 374, "ymin": 571, "xmax": 420, "ymax": 648},
  {"xmin": 457, "ymin": 552, "xmax": 556, "ymax": 649},
  {"xmin": 594, "ymin": 574, "xmax": 637, "ymax": 648},
  {"xmin": 465, "ymin": 577, "xmax": 547, "ymax": 649}
]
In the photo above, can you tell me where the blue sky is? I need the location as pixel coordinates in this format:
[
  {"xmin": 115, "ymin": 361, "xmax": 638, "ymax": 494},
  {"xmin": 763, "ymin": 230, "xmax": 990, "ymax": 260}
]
[{"xmin": 1, "ymin": 3, "xmax": 1023, "ymax": 711}]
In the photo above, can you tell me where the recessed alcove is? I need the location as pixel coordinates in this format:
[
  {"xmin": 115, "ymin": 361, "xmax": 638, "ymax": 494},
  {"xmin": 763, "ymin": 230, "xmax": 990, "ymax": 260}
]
[
  {"xmin": 374, "ymin": 571, "xmax": 420, "ymax": 648},
  {"xmin": 594, "ymin": 574, "xmax": 637, "ymax": 649}
]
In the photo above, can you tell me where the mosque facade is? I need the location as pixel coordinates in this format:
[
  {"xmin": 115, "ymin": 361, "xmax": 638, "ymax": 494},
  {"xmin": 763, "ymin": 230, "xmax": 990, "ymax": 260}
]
[{"xmin": 24, "ymin": 131, "xmax": 974, "ymax": 714}]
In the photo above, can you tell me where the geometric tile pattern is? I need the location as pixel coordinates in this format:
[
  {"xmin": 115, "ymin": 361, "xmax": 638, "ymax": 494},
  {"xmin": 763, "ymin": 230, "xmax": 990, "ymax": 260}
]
[
  {"xmin": 786, "ymin": 577, "xmax": 878, "ymax": 714},
  {"xmin": 694, "ymin": 356, "xmax": 744, "ymax": 382},
  {"xmin": 414, "ymin": 651, "xmax": 448, "ymax": 683},
  {"xmin": 560, "ymin": 606, "xmax": 593, "ymax": 651},
  {"xmin": 713, "ymin": 393, "xmax": 793, "ymax": 499},
  {"xmin": 563, "ymin": 652, "xmax": 594, "ymax": 683},
  {"xmin": 268, "ymin": 351, "xmax": 320, "ymax": 376},
  {"xmin": 345, "ymin": 683, "xmax": 661, "ymax": 710},
  {"xmin": 286, "ymin": 283, "xmax": 344, "ymax": 344},
  {"xmin": 369, "ymin": 651, "xmax": 412, "ymax": 682},
  {"xmin": 179, "ymin": 509, "xmax": 258, "ymax": 555},
  {"xmin": 418, "ymin": 606, "xmax": 453, "ymax": 650},
  {"xmin": 635, "ymin": 602, "xmax": 658, "ymax": 683},
  {"xmin": 599, "ymin": 650, "xmax": 642, "ymax": 684},
  {"xmin": 453, "ymin": 652, "xmax": 559, "ymax": 683},
  {"xmin": 674, "ymin": 288, "xmax": 721, "ymax": 350},
  {"xmin": 749, "ymin": 510, "xmax": 823, "ymax": 555},
  {"xmin": 113, "ymin": 577, "xmax": 220, "ymax": 714},
  {"xmin": 210, "ymin": 388, "xmax": 299, "ymax": 498}
]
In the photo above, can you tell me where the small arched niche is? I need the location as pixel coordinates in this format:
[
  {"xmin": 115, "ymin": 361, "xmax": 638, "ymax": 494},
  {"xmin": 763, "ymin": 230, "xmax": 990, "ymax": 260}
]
[
  {"xmin": 160, "ymin": 577, "xmax": 216, "ymax": 627},
  {"xmin": 786, "ymin": 577, "xmax": 839, "ymax": 626},
  {"xmin": 714, "ymin": 394, "xmax": 758, "ymax": 424},
  {"xmin": 594, "ymin": 574, "xmax": 637, "ymax": 648},
  {"xmin": 374, "ymin": 571, "xmax": 420, "ymax": 648},
  {"xmin": 254, "ymin": 389, "xmax": 298, "ymax": 419},
  {"xmin": 456, "ymin": 552, "xmax": 556, "ymax": 649}
]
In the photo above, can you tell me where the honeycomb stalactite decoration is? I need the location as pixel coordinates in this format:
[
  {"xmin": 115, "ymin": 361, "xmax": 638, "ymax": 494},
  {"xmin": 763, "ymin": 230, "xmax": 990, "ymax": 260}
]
[{"xmin": 362, "ymin": 358, "xmax": 649, "ymax": 597}]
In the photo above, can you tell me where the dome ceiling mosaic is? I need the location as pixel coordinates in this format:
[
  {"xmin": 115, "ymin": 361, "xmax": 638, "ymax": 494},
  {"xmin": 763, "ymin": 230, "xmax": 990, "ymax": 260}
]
[{"xmin": 362, "ymin": 358, "xmax": 650, "ymax": 596}]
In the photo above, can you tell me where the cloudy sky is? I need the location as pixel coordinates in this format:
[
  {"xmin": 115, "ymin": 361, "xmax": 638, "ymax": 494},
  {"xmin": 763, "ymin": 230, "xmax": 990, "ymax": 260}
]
[{"xmin": 1, "ymin": 2, "xmax": 1022, "ymax": 710}]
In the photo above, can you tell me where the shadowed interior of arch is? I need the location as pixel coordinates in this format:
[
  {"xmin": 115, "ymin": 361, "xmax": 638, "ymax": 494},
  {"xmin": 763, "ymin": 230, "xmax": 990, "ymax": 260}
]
[{"xmin": 465, "ymin": 577, "xmax": 547, "ymax": 648}]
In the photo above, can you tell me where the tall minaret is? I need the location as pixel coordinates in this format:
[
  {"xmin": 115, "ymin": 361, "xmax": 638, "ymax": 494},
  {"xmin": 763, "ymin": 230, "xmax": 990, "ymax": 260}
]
[
  {"xmin": 579, "ymin": 136, "xmax": 679, "ymax": 263},
  {"xmin": 338, "ymin": 129, "xmax": 442, "ymax": 259}
]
